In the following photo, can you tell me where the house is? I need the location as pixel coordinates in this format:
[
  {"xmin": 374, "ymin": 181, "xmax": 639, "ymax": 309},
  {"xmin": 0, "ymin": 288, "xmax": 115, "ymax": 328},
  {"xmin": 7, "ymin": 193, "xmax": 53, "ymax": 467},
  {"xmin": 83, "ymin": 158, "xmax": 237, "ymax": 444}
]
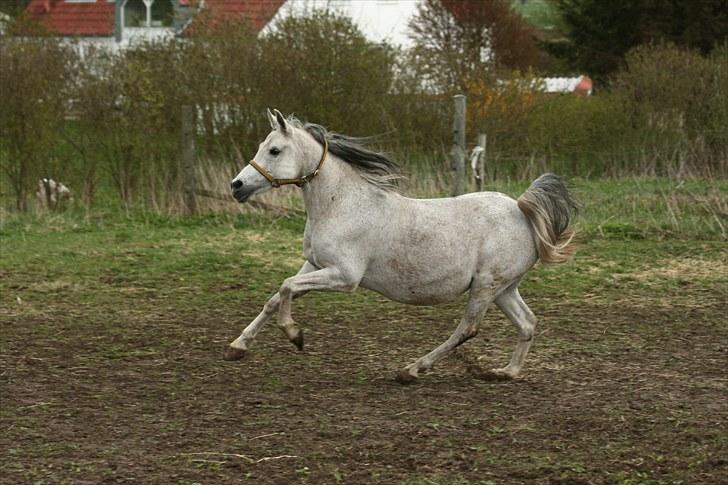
[
  {"xmin": 266, "ymin": 0, "xmax": 421, "ymax": 47},
  {"xmin": 542, "ymin": 75, "xmax": 593, "ymax": 96},
  {"xmin": 24, "ymin": 0, "xmax": 592, "ymax": 94},
  {"xmin": 24, "ymin": 0, "xmax": 431, "ymax": 50},
  {"xmin": 25, "ymin": 1, "xmax": 548, "ymax": 51},
  {"xmin": 24, "ymin": 0, "xmax": 286, "ymax": 50}
]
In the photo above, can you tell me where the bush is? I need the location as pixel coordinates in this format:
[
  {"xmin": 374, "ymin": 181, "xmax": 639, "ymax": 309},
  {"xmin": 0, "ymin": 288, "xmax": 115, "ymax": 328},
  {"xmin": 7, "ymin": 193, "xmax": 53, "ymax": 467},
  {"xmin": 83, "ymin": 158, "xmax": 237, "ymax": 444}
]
[
  {"xmin": 467, "ymin": 71, "xmax": 541, "ymax": 156},
  {"xmin": 0, "ymin": 37, "xmax": 77, "ymax": 210},
  {"xmin": 69, "ymin": 42, "xmax": 181, "ymax": 208},
  {"xmin": 609, "ymin": 43, "xmax": 728, "ymax": 175},
  {"xmin": 173, "ymin": 17, "xmax": 261, "ymax": 158},
  {"xmin": 465, "ymin": 44, "xmax": 727, "ymax": 178},
  {"xmin": 258, "ymin": 11, "xmax": 397, "ymax": 136},
  {"xmin": 524, "ymin": 93, "xmax": 633, "ymax": 176}
]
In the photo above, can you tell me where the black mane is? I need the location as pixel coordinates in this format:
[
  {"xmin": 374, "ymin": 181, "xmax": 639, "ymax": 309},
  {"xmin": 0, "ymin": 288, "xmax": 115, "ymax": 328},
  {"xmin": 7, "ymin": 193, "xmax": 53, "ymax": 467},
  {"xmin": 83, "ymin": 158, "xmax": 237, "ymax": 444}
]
[{"xmin": 288, "ymin": 117, "xmax": 402, "ymax": 191}]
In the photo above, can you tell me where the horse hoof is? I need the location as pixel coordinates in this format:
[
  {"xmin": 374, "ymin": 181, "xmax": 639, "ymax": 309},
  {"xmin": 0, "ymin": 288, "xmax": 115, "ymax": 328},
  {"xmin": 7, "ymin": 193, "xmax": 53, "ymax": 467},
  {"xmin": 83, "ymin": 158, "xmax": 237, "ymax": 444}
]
[
  {"xmin": 481, "ymin": 368, "xmax": 516, "ymax": 381},
  {"xmin": 291, "ymin": 329, "xmax": 304, "ymax": 351},
  {"xmin": 223, "ymin": 346, "xmax": 247, "ymax": 361},
  {"xmin": 395, "ymin": 369, "xmax": 418, "ymax": 385}
]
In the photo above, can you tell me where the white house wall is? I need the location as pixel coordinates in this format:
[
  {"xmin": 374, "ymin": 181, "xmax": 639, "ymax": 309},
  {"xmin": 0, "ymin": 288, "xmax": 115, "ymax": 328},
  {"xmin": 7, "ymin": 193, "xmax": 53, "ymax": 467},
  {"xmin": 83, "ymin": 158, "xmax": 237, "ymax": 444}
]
[
  {"xmin": 264, "ymin": 0, "xmax": 421, "ymax": 47},
  {"xmin": 58, "ymin": 26, "xmax": 174, "ymax": 59}
]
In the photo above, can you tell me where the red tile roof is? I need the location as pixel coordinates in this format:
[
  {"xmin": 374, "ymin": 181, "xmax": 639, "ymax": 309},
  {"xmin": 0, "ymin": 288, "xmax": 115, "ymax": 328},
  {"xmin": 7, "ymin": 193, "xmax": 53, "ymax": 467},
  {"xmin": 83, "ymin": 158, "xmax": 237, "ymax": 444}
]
[
  {"xmin": 25, "ymin": 0, "xmax": 286, "ymax": 37},
  {"xmin": 26, "ymin": 0, "xmax": 114, "ymax": 36},
  {"xmin": 201, "ymin": 0, "xmax": 285, "ymax": 32}
]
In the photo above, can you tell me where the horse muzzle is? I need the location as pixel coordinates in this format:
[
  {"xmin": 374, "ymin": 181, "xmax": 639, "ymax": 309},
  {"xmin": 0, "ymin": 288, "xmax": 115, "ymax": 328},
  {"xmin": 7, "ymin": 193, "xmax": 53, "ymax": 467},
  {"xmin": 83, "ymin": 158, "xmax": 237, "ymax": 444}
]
[
  {"xmin": 232, "ymin": 189, "xmax": 252, "ymax": 203},
  {"xmin": 231, "ymin": 179, "xmax": 253, "ymax": 203}
]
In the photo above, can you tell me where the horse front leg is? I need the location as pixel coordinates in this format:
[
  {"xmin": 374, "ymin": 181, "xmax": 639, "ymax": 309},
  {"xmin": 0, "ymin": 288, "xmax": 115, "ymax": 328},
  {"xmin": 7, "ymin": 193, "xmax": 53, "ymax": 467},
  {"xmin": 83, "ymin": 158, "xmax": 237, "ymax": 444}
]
[
  {"xmin": 223, "ymin": 261, "xmax": 317, "ymax": 361},
  {"xmin": 277, "ymin": 265, "xmax": 360, "ymax": 350}
]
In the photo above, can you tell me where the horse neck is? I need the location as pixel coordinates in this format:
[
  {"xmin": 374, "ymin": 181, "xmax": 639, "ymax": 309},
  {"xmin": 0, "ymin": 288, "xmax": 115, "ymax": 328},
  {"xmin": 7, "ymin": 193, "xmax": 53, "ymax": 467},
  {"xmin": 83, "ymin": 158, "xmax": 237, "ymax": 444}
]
[{"xmin": 301, "ymin": 155, "xmax": 375, "ymax": 220}]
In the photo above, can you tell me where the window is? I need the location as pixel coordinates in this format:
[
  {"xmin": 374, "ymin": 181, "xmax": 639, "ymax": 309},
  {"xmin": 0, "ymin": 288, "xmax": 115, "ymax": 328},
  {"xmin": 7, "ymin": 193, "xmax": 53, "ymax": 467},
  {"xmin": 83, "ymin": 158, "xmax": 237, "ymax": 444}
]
[
  {"xmin": 150, "ymin": 0, "xmax": 173, "ymax": 27},
  {"xmin": 124, "ymin": 0, "xmax": 146, "ymax": 27},
  {"xmin": 124, "ymin": 0, "xmax": 173, "ymax": 28}
]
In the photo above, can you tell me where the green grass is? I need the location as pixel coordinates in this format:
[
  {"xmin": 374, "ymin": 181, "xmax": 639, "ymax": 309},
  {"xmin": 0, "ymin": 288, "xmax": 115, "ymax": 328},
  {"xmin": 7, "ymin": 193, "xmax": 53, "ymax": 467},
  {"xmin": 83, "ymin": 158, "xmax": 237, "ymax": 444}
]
[
  {"xmin": 1, "ymin": 178, "xmax": 725, "ymax": 310},
  {"xmin": 473, "ymin": 177, "xmax": 727, "ymax": 241}
]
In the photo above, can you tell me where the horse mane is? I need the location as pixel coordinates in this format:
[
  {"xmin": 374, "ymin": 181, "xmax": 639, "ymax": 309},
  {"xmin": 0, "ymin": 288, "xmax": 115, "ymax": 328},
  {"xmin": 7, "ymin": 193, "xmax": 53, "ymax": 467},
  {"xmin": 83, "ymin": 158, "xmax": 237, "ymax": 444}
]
[{"xmin": 287, "ymin": 117, "xmax": 402, "ymax": 191}]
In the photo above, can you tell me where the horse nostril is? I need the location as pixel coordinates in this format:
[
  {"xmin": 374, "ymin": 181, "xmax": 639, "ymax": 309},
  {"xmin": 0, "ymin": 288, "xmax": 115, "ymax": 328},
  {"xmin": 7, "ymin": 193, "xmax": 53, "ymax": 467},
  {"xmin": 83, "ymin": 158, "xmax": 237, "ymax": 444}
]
[{"xmin": 231, "ymin": 180, "xmax": 243, "ymax": 190}]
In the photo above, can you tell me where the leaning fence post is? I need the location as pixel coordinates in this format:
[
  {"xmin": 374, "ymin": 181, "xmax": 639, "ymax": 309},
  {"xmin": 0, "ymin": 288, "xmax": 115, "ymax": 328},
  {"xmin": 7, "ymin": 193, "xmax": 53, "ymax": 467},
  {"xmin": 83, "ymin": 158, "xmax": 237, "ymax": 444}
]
[
  {"xmin": 181, "ymin": 105, "xmax": 197, "ymax": 215},
  {"xmin": 476, "ymin": 133, "xmax": 487, "ymax": 191},
  {"xmin": 452, "ymin": 94, "xmax": 466, "ymax": 196}
]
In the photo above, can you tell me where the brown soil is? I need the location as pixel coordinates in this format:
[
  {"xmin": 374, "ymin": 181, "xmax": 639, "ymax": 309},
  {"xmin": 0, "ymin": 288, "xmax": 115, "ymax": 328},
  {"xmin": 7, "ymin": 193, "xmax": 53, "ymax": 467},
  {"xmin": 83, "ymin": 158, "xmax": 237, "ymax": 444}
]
[{"xmin": 1, "ymin": 299, "xmax": 726, "ymax": 484}]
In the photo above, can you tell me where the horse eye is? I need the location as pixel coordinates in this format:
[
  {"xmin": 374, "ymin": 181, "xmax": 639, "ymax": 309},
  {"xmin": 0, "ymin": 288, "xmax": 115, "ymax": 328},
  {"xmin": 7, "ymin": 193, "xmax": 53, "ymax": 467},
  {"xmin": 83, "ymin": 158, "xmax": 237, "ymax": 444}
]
[{"xmin": 269, "ymin": 147, "xmax": 281, "ymax": 156}]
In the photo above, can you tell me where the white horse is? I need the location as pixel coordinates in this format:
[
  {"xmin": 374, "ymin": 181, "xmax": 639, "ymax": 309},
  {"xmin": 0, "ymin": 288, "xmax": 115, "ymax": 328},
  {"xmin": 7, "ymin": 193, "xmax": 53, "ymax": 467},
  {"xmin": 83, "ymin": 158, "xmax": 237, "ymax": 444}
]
[{"xmin": 227, "ymin": 109, "xmax": 577, "ymax": 383}]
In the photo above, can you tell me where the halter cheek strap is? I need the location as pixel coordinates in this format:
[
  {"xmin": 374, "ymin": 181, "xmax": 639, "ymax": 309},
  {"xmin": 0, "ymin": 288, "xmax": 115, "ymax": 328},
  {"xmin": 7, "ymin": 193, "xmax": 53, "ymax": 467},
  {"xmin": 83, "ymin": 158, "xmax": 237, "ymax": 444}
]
[{"xmin": 248, "ymin": 139, "xmax": 328, "ymax": 188}]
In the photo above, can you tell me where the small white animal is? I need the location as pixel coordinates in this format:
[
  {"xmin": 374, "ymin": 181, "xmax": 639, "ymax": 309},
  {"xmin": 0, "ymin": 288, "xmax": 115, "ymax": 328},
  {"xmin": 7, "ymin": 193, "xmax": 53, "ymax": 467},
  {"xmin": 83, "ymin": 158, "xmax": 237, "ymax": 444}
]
[{"xmin": 36, "ymin": 178, "xmax": 73, "ymax": 209}]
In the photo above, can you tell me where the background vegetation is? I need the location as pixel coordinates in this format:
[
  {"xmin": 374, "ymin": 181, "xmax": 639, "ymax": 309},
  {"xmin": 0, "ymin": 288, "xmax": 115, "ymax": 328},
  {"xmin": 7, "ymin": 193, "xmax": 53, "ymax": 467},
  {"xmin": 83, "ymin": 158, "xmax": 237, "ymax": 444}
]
[
  {"xmin": 0, "ymin": 1, "xmax": 726, "ymax": 213},
  {"xmin": 545, "ymin": 0, "xmax": 728, "ymax": 81}
]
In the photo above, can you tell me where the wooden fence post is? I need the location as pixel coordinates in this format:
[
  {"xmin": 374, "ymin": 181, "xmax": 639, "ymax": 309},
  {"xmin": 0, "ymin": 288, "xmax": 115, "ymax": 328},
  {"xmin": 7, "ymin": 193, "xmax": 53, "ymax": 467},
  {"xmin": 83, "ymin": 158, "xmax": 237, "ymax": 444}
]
[
  {"xmin": 181, "ymin": 105, "xmax": 197, "ymax": 215},
  {"xmin": 476, "ymin": 133, "xmax": 487, "ymax": 191},
  {"xmin": 452, "ymin": 94, "xmax": 466, "ymax": 196}
]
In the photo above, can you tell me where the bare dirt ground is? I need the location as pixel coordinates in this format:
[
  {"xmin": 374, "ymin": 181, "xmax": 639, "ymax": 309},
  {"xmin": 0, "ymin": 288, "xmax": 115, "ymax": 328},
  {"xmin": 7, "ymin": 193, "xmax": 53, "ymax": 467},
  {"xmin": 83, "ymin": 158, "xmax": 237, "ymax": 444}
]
[{"xmin": 2, "ymin": 294, "xmax": 726, "ymax": 484}]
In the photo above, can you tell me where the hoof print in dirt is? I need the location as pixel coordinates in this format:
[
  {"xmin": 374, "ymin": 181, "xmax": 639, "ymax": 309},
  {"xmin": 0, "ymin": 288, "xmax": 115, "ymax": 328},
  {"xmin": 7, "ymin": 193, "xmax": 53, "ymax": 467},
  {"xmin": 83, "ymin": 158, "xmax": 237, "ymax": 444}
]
[
  {"xmin": 223, "ymin": 346, "xmax": 247, "ymax": 361},
  {"xmin": 477, "ymin": 370, "xmax": 516, "ymax": 382},
  {"xmin": 395, "ymin": 370, "xmax": 418, "ymax": 385}
]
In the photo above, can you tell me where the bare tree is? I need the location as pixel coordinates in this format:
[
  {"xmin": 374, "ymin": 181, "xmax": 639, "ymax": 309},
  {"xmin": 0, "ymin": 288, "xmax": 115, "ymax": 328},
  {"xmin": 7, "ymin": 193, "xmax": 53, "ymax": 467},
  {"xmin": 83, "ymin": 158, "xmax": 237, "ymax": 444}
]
[{"xmin": 408, "ymin": 0, "xmax": 540, "ymax": 93}]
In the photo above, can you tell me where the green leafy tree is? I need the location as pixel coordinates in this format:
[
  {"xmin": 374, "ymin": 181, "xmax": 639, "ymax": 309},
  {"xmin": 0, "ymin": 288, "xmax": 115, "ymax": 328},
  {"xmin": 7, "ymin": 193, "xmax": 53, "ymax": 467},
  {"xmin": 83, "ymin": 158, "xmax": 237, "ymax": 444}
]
[
  {"xmin": 546, "ymin": 0, "xmax": 728, "ymax": 81},
  {"xmin": 0, "ymin": 0, "xmax": 30, "ymax": 18}
]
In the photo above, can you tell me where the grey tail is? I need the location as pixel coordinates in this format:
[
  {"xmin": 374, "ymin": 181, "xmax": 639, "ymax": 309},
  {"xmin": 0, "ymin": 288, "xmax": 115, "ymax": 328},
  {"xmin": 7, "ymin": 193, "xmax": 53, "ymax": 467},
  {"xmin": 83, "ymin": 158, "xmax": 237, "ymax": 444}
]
[{"xmin": 517, "ymin": 173, "xmax": 578, "ymax": 263}]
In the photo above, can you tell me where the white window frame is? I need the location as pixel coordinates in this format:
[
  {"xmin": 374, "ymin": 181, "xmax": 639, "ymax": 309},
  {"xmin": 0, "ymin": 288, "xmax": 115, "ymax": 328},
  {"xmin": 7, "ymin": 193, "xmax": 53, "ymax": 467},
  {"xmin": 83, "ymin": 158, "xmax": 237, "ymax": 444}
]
[{"xmin": 121, "ymin": 0, "xmax": 158, "ymax": 28}]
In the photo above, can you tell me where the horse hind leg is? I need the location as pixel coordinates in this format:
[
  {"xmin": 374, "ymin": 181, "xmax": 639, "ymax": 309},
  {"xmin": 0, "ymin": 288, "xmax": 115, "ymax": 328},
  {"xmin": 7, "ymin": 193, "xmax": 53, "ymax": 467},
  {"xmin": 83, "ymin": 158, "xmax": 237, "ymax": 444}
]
[
  {"xmin": 396, "ymin": 287, "xmax": 494, "ymax": 384},
  {"xmin": 487, "ymin": 286, "xmax": 537, "ymax": 380}
]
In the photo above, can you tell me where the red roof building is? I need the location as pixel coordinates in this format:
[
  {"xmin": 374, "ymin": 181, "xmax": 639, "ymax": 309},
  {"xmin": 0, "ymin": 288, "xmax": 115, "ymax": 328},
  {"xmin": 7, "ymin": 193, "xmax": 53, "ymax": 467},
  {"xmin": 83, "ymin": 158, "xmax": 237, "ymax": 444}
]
[
  {"xmin": 25, "ymin": 0, "xmax": 286, "ymax": 39},
  {"xmin": 26, "ymin": 0, "xmax": 115, "ymax": 36},
  {"xmin": 196, "ymin": 0, "xmax": 286, "ymax": 32}
]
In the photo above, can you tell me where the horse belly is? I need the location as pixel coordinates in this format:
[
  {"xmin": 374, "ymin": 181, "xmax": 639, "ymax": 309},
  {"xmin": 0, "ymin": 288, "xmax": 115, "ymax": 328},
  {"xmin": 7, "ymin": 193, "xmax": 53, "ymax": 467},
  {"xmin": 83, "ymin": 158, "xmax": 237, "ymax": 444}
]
[{"xmin": 360, "ymin": 258, "xmax": 473, "ymax": 305}]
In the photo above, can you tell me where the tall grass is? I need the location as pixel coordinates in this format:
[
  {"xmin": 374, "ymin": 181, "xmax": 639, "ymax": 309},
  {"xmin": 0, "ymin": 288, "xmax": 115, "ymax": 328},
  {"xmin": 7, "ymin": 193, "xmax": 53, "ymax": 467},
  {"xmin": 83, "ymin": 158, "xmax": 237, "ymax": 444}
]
[{"xmin": 188, "ymin": 155, "xmax": 727, "ymax": 241}]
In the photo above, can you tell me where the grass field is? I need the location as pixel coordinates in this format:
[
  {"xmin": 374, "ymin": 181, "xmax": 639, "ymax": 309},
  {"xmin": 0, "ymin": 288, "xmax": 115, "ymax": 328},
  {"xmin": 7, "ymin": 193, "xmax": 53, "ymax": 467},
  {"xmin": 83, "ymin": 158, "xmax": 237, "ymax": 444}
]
[{"xmin": 1, "ymin": 178, "xmax": 727, "ymax": 483}]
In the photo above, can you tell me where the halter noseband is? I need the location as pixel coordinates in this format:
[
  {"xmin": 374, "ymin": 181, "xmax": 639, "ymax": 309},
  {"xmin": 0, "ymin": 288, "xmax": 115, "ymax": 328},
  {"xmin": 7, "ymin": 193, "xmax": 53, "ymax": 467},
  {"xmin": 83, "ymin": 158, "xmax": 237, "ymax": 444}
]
[{"xmin": 248, "ymin": 139, "xmax": 328, "ymax": 188}]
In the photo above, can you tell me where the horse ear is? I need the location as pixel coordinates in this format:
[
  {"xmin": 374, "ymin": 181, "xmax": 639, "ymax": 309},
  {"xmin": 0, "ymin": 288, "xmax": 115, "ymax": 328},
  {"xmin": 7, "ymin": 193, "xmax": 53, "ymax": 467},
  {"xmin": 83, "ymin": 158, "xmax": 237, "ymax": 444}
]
[
  {"xmin": 266, "ymin": 108, "xmax": 279, "ymax": 130},
  {"xmin": 273, "ymin": 109, "xmax": 288, "ymax": 133}
]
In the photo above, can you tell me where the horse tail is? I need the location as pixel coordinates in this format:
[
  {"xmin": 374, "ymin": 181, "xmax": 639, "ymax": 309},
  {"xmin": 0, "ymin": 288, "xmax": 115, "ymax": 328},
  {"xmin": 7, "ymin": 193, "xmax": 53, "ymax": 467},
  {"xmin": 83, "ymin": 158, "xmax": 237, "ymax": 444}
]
[{"xmin": 517, "ymin": 173, "xmax": 578, "ymax": 264}]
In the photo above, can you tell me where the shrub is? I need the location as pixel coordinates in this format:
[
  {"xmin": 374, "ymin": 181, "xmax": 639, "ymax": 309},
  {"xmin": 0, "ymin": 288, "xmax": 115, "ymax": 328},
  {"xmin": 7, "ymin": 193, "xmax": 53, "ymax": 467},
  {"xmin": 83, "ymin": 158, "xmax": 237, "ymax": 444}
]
[
  {"xmin": 609, "ymin": 43, "xmax": 728, "ymax": 175},
  {"xmin": 69, "ymin": 42, "xmax": 182, "ymax": 208},
  {"xmin": 0, "ymin": 36, "xmax": 77, "ymax": 211},
  {"xmin": 465, "ymin": 45, "xmax": 727, "ymax": 178},
  {"xmin": 467, "ymin": 71, "xmax": 541, "ymax": 156},
  {"xmin": 258, "ymin": 11, "xmax": 397, "ymax": 136},
  {"xmin": 524, "ymin": 93, "xmax": 632, "ymax": 176},
  {"xmin": 173, "ymin": 17, "xmax": 261, "ymax": 159}
]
